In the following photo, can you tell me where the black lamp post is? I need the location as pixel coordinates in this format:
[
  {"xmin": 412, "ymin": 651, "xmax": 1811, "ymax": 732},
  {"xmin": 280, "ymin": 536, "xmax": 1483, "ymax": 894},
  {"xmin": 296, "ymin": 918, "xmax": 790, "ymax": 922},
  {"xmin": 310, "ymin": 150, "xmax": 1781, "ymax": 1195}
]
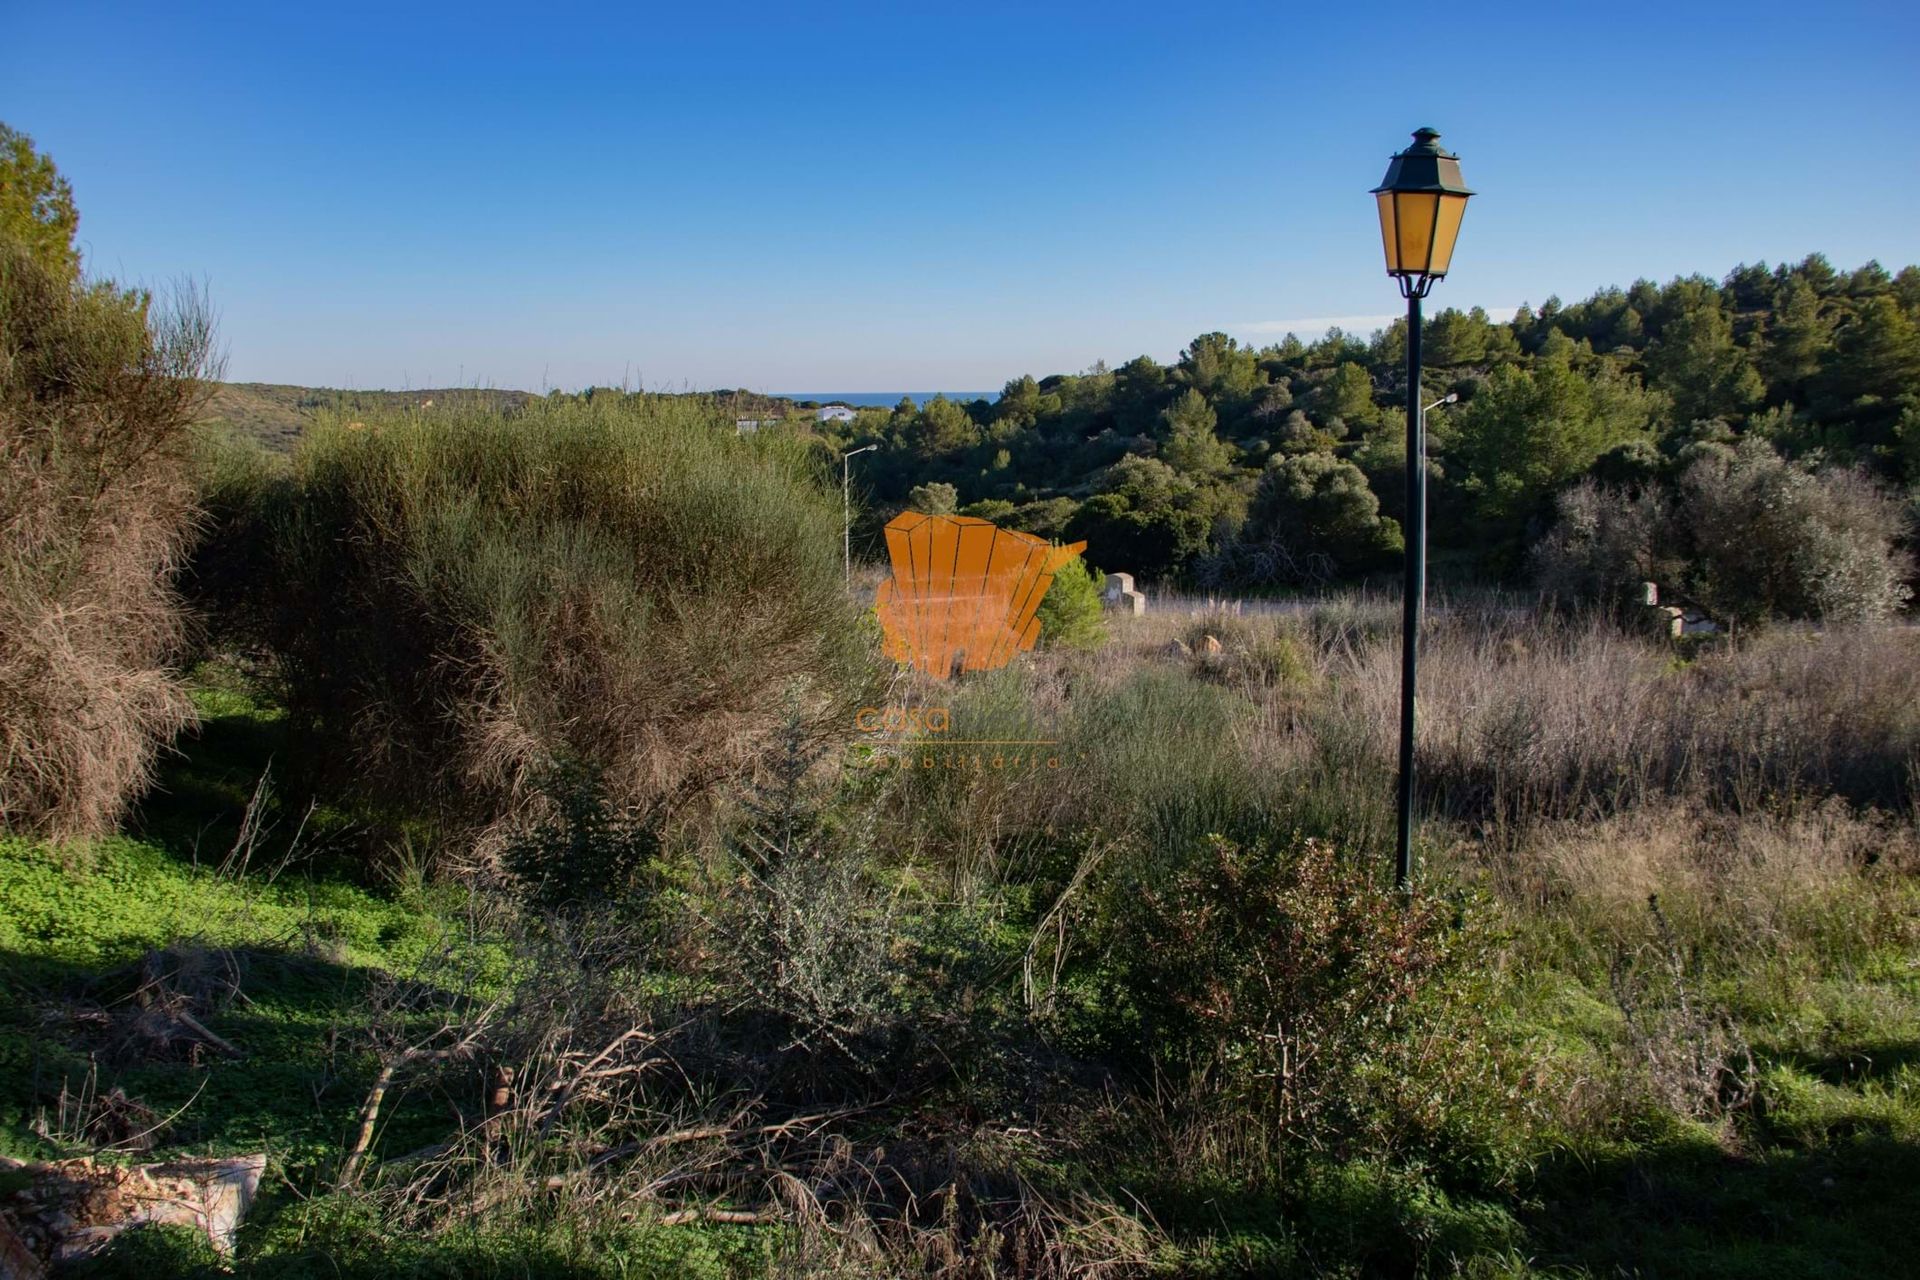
[{"xmin": 1371, "ymin": 127, "xmax": 1472, "ymax": 892}]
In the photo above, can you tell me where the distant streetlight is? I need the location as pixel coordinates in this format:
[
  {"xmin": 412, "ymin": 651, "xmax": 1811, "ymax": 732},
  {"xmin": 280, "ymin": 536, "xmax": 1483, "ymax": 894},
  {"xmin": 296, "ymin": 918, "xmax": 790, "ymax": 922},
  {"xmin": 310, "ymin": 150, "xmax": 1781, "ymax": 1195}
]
[
  {"xmin": 842, "ymin": 444, "xmax": 878, "ymax": 586},
  {"xmin": 1372, "ymin": 128, "xmax": 1473, "ymax": 892}
]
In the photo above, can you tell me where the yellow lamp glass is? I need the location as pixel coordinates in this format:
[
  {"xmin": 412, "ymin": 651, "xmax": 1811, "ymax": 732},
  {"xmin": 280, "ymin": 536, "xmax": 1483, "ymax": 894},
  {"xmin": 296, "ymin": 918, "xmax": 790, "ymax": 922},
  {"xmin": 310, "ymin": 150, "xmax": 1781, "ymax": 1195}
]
[
  {"xmin": 1427, "ymin": 193, "xmax": 1466, "ymax": 276},
  {"xmin": 1376, "ymin": 190, "xmax": 1468, "ymax": 279}
]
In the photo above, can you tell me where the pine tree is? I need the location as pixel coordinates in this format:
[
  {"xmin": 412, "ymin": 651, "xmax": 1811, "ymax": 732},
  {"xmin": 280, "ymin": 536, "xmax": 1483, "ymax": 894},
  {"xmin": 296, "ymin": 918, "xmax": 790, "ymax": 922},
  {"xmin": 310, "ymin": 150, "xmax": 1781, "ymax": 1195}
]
[
  {"xmin": 0, "ymin": 124, "xmax": 80, "ymax": 279},
  {"xmin": 1644, "ymin": 301, "xmax": 1765, "ymax": 423},
  {"xmin": 1160, "ymin": 389, "xmax": 1233, "ymax": 478},
  {"xmin": 1758, "ymin": 277, "xmax": 1832, "ymax": 396}
]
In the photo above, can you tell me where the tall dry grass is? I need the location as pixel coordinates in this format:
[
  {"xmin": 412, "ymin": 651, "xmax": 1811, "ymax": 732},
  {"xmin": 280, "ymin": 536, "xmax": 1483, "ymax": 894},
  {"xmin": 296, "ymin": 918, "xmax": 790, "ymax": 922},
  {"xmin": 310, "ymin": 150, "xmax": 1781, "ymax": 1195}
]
[
  {"xmin": 873, "ymin": 591, "xmax": 1920, "ymax": 916},
  {"xmin": 0, "ymin": 245, "xmax": 218, "ymax": 837},
  {"xmin": 1357, "ymin": 613, "xmax": 1920, "ymax": 826},
  {"xmin": 1123, "ymin": 598, "xmax": 1920, "ymax": 828}
]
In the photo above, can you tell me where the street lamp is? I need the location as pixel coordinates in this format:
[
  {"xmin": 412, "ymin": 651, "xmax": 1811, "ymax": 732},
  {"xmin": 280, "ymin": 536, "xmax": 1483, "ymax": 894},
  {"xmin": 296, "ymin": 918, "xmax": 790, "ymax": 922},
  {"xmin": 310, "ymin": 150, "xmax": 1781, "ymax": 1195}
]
[
  {"xmin": 842, "ymin": 443, "xmax": 878, "ymax": 586},
  {"xmin": 1372, "ymin": 127, "xmax": 1472, "ymax": 892}
]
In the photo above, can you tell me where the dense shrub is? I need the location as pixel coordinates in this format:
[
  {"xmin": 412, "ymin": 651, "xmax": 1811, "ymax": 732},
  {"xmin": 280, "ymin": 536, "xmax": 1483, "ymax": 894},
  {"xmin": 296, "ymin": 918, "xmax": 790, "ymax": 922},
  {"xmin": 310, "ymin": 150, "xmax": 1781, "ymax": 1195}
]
[
  {"xmin": 1211, "ymin": 451, "xmax": 1403, "ymax": 587},
  {"xmin": 902, "ymin": 479, "xmax": 957, "ymax": 515},
  {"xmin": 1033, "ymin": 554, "xmax": 1106, "ymax": 651},
  {"xmin": 1530, "ymin": 477, "xmax": 1679, "ymax": 611},
  {"xmin": 1533, "ymin": 438, "xmax": 1911, "ymax": 624},
  {"xmin": 1681, "ymin": 436, "xmax": 1911, "ymax": 624},
  {"xmin": 193, "ymin": 396, "xmax": 880, "ymax": 830},
  {"xmin": 1063, "ymin": 455, "xmax": 1238, "ymax": 582},
  {"xmin": 1108, "ymin": 833, "xmax": 1463, "ymax": 1141},
  {"xmin": 0, "ymin": 244, "xmax": 217, "ymax": 836},
  {"xmin": 501, "ymin": 766, "xmax": 661, "ymax": 915}
]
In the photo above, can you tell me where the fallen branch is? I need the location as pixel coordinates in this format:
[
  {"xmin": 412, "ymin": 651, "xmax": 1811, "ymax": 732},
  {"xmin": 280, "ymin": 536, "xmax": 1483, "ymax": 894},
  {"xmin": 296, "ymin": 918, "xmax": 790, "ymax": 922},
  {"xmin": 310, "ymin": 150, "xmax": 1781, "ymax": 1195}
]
[
  {"xmin": 174, "ymin": 1010, "xmax": 242, "ymax": 1059},
  {"xmin": 655, "ymin": 1206, "xmax": 777, "ymax": 1227},
  {"xmin": 338, "ymin": 1023, "xmax": 491, "ymax": 1190}
]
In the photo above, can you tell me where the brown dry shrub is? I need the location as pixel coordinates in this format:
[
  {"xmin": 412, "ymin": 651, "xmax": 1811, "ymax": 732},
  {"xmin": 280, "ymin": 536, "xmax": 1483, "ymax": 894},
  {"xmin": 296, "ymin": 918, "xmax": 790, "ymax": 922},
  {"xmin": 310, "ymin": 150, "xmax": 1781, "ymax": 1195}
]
[{"xmin": 0, "ymin": 244, "xmax": 217, "ymax": 837}]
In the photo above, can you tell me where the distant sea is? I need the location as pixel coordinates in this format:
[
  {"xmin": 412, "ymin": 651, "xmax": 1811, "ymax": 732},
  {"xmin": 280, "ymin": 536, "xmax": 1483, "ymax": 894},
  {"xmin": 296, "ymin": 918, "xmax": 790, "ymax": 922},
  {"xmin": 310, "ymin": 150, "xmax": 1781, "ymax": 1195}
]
[{"xmin": 773, "ymin": 391, "xmax": 997, "ymax": 407}]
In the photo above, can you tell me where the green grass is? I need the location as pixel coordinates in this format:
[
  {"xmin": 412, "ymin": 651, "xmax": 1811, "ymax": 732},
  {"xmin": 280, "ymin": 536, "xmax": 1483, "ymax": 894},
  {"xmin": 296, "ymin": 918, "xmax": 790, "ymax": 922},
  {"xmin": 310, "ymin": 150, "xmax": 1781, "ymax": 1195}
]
[
  {"xmin": 1, "ymin": 675, "xmax": 460, "ymax": 1160},
  {"xmin": 0, "ymin": 830, "xmax": 461, "ymax": 1165},
  {"xmin": 0, "ymin": 680, "xmax": 775, "ymax": 1277}
]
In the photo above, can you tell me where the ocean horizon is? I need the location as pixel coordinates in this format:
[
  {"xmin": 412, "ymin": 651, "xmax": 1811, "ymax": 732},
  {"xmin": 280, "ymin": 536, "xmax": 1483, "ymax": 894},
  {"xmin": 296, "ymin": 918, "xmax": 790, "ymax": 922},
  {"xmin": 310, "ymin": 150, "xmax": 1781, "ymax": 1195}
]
[{"xmin": 772, "ymin": 391, "xmax": 998, "ymax": 408}]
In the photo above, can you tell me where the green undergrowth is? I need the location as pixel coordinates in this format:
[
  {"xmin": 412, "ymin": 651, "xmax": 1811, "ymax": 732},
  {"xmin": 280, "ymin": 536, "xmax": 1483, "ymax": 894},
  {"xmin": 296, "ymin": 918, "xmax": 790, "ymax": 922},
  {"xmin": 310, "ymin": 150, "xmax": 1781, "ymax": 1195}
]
[
  {"xmin": 0, "ymin": 830, "xmax": 491, "ymax": 1168},
  {"xmin": 65, "ymin": 1213, "xmax": 784, "ymax": 1280},
  {"xmin": 0, "ymin": 677, "xmax": 497, "ymax": 1171}
]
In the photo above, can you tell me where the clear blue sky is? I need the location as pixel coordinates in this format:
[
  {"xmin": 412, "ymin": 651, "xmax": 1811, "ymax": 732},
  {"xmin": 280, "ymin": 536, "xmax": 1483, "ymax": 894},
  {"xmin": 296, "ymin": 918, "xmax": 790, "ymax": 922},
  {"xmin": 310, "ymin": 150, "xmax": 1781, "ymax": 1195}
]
[{"xmin": 5, "ymin": 1, "xmax": 1916, "ymax": 391}]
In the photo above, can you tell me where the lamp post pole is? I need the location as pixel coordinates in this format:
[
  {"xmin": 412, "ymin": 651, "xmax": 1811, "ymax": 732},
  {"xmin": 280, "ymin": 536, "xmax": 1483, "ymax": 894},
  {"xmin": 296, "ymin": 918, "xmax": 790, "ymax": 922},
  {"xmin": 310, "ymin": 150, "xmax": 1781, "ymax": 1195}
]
[
  {"xmin": 842, "ymin": 443, "xmax": 877, "ymax": 587},
  {"xmin": 1370, "ymin": 126, "xmax": 1472, "ymax": 894},
  {"xmin": 1395, "ymin": 293, "xmax": 1423, "ymax": 892}
]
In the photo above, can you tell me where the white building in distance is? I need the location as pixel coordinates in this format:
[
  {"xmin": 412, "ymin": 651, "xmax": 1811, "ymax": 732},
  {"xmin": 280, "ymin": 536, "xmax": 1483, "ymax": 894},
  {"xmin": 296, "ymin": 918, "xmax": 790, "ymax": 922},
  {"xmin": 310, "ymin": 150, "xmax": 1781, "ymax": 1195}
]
[{"xmin": 816, "ymin": 405, "xmax": 857, "ymax": 423}]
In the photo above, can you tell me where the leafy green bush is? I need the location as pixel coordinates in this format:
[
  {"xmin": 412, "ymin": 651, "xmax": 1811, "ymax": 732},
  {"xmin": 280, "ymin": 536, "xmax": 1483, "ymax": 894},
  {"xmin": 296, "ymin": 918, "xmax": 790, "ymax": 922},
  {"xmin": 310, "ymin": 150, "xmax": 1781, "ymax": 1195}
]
[
  {"xmin": 903, "ymin": 479, "xmax": 957, "ymax": 515},
  {"xmin": 1034, "ymin": 554, "xmax": 1106, "ymax": 650},
  {"xmin": 1208, "ymin": 451, "xmax": 1402, "ymax": 587},
  {"xmin": 66, "ymin": 1223, "xmax": 221, "ymax": 1279},
  {"xmin": 1064, "ymin": 455, "xmax": 1239, "ymax": 582},
  {"xmin": 501, "ymin": 766, "xmax": 660, "ymax": 916},
  {"xmin": 193, "ymin": 395, "xmax": 881, "ymax": 830}
]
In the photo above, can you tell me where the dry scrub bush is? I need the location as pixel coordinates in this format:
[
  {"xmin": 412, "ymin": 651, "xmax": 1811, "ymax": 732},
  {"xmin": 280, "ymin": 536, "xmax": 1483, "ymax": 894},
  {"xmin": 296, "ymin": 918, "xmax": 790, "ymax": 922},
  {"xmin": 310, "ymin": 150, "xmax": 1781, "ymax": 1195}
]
[
  {"xmin": 1683, "ymin": 439, "xmax": 1911, "ymax": 626},
  {"xmin": 0, "ymin": 245, "xmax": 217, "ymax": 836},
  {"xmin": 194, "ymin": 396, "xmax": 880, "ymax": 835},
  {"xmin": 1608, "ymin": 897, "xmax": 1755, "ymax": 1122},
  {"xmin": 1530, "ymin": 478, "xmax": 1679, "ymax": 612}
]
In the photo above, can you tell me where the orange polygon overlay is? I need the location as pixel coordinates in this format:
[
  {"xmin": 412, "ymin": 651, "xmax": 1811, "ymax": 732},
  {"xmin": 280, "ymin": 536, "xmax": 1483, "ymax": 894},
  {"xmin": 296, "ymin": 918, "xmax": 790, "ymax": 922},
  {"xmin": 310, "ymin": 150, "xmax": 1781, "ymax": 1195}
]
[{"xmin": 874, "ymin": 512, "xmax": 1086, "ymax": 679}]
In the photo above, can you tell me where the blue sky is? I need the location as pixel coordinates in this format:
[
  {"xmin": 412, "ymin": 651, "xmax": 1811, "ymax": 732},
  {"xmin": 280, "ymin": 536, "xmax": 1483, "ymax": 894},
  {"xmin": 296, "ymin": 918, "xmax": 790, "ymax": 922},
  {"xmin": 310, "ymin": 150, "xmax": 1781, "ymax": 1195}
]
[{"xmin": 5, "ymin": 1, "xmax": 1916, "ymax": 391}]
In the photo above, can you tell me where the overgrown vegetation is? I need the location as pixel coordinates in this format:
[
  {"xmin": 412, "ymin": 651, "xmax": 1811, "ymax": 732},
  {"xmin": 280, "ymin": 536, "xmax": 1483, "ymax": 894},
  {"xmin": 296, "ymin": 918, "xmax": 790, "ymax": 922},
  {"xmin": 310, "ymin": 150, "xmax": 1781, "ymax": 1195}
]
[
  {"xmin": 191, "ymin": 396, "xmax": 881, "ymax": 837},
  {"xmin": 10, "ymin": 606, "xmax": 1918, "ymax": 1277},
  {"xmin": 4, "ymin": 122, "xmax": 1918, "ymax": 1277},
  {"xmin": 0, "ymin": 225, "xmax": 219, "ymax": 837}
]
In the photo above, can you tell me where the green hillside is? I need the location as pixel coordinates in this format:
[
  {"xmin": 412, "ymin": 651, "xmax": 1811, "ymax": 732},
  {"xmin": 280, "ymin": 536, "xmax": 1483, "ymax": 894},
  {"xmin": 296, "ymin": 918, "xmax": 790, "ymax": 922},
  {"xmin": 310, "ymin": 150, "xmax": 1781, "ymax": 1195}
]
[{"xmin": 198, "ymin": 383, "xmax": 541, "ymax": 451}]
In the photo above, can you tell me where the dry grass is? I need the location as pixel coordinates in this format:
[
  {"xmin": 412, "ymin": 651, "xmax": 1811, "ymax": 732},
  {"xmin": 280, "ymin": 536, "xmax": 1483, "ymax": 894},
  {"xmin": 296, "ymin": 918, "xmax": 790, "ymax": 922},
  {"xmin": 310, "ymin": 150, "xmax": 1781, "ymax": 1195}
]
[
  {"xmin": 1510, "ymin": 801, "xmax": 1903, "ymax": 915},
  {"xmin": 0, "ymin": 245, "xmax": 218, "ymax": 837},
  {"xmin": 1108, "ymin": 598, "xmax": 1920, "ymax": 831}
]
